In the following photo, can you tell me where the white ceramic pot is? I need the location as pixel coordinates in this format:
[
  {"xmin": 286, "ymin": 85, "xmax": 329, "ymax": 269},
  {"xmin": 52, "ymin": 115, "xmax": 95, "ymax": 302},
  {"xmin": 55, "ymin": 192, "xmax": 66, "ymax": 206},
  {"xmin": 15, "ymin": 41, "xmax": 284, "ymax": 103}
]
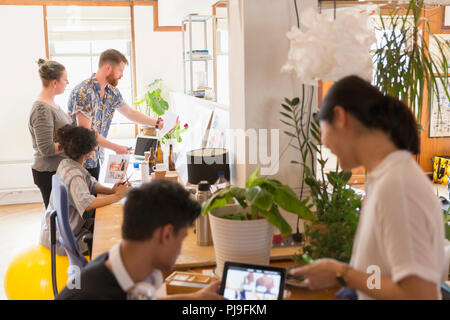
[{"xmin": 208, "ymin": 205, "xmax": 274, "ymax": 278}]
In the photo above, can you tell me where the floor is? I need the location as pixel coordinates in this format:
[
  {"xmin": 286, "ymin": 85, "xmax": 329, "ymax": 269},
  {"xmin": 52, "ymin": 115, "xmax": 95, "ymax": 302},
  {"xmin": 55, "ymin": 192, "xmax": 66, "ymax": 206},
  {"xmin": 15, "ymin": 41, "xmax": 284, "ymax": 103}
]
[{"xmin": 0, "ymin": 203, "xmax": 43, "ymax": 300}]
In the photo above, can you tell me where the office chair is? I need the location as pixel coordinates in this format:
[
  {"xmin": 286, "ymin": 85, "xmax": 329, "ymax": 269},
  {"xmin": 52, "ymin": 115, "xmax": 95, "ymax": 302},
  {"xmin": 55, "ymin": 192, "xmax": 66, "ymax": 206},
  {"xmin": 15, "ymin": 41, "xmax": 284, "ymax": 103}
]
[{"xmin": 50, "ymin": 175, "xmax": 89, "ymax": 298}]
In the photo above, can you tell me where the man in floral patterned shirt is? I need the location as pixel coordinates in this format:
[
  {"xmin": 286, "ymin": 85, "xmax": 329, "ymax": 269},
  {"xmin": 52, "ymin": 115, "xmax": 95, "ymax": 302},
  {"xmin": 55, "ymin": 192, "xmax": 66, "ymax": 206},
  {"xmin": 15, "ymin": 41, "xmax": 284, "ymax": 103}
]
[{"xmin": 68, "ymin": 49, "xmax": 163, "ymax": 179}]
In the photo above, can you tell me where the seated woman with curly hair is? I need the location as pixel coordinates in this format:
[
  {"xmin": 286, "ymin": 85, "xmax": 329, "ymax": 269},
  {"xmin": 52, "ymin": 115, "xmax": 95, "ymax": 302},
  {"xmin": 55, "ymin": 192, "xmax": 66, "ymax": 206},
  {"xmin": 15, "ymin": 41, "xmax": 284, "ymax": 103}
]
[{"xmin": 39, "ymin": 124, "xmax": 131, "ymax": 256}]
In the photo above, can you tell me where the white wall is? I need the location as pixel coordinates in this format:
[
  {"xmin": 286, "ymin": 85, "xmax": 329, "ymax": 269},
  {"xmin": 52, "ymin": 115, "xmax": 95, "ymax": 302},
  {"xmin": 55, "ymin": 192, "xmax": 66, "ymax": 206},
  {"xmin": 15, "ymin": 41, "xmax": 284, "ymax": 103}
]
[
  {"xmin": 228, "ymin": 0, "xmax": 318, "ymax": 229},
  {"xmin": 134, "ymin": 5, "xmax": 183, "ymax": 101},
  {"xmin": 0, "ymin": 6, "xmax": 46, "ymax": 204},
  {"xmin": 0, "ymin": 6, "xmax": 45, "ymax": 163},
  {"xmin": 158, "ymin": 0, "xmax": 218, "ymax": 26}
]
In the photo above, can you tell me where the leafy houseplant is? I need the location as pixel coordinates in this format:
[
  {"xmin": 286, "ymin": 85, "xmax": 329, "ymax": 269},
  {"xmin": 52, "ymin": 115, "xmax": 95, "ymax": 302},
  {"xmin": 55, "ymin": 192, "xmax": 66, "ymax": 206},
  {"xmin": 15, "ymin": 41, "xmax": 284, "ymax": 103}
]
[
  {"xmin": 373, "ymin": 0, "xmax": 450, "ymax": 123},
  {"xmin": 201, "ymin": 167, "xmax": 317, "ymax": 237},
  {"xmin": 301, "ymin": 143, "xmax": 361, "ymax": 263},
  {"xmin": 160, "ymin": 116, "xmax": 189, "ymax": 144},
  {"xmin": 201, "ymin": 167, "xmax": 317, "ymax": 276},
  {"xmin": 133, "ymin": 79, "xmax": 169, "ymax": 119},
  {"xmin": 280, "ymin": 98, "xmax": 362, "ymax": 264}
]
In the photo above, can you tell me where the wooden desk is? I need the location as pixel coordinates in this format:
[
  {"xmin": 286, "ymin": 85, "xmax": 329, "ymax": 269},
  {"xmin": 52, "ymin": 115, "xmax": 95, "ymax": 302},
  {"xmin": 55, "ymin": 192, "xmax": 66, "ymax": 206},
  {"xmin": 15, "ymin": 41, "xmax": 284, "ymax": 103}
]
[
  {"xmin": 92, "ymin": 202, "xmax": 339, "ymax": 300},
  {"xmin": 92, "ymin": 202, "xmax": 303, "ymax": 268}
]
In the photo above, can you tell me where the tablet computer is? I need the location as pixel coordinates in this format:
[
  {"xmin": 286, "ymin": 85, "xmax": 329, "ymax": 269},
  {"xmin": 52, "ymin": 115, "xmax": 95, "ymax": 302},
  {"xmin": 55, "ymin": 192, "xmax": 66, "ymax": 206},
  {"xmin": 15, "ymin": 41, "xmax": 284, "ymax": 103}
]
[
  {"xmin": 219, "ymin": 261, "xmax": 286, "ymax": 300},
  {"xmin": 134, "ymin": 136, "xmax": 158, "ymax": 159}
]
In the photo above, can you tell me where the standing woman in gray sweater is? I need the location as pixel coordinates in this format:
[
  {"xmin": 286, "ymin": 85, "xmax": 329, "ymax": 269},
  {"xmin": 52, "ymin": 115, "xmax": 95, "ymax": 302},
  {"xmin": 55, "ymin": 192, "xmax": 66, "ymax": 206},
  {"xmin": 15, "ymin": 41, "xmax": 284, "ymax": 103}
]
[{"xmin": 28, "ymin": 59, "xmax": 72, "ymax": 208}]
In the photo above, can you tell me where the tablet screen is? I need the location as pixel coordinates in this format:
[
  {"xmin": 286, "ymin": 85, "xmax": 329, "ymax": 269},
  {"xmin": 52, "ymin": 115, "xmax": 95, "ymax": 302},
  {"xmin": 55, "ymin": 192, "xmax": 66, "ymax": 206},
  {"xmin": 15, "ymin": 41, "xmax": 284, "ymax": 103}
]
[{"xmin": 220, "ymin": 262, "xmax": 285, "ymax": 300}]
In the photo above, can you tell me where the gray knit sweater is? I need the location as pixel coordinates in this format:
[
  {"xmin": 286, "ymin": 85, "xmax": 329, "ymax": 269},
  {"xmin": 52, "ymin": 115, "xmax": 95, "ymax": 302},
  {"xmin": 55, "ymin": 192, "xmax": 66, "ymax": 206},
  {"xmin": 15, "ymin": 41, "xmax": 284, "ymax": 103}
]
[{"xmin": 28, "ymin": 101, "xmax": 73, "ymax": 172}]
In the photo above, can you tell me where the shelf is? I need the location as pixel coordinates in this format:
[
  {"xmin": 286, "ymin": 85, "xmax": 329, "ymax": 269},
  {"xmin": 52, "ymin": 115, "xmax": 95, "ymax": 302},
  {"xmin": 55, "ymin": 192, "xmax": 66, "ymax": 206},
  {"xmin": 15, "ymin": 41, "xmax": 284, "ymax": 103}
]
[
  {"xmin": 182, "ymin": 14, "xmax": 212, "ymax": 23},
  {"xmin": 184, "ymin": 57, "xmax": 215, "ymax": 62}
]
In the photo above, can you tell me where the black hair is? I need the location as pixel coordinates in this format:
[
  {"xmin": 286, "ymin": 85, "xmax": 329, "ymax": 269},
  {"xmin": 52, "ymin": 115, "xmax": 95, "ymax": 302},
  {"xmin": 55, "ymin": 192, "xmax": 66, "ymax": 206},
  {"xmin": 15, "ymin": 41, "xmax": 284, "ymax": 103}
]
[
  {"xmin": 122, "ymin": 180, "xmax": 201, "ymax": 241},
  {"xmin": 55, "ymin": 124, "xmax": 97, "ymax": 160},
  {"xmin": 37, "ymin": 58, "xmax": 65, "ymax": 87},
  {"xmin": 318, "ymin": 75, "xmax": 420, "ymax": 155}
]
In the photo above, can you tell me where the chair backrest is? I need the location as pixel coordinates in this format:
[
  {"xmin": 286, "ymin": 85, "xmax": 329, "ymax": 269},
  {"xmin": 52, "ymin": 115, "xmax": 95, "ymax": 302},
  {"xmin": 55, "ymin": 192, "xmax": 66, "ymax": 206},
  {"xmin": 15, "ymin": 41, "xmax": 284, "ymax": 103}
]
[{"xmin": 52, "ymin": 174, "xmax": 88, "ymax": 269}]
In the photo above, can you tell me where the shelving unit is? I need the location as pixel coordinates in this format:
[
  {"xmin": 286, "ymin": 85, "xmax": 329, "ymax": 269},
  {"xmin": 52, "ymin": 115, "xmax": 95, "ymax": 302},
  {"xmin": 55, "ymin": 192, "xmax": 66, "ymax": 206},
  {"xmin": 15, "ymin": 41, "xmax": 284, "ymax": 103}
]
[
  {"xmin": 212, "ymin": 1, "xmax": 229, "ymax": 105},
  {"xmin": 181, "ymin": 14, "xmax": 217, "ymax": 101}
]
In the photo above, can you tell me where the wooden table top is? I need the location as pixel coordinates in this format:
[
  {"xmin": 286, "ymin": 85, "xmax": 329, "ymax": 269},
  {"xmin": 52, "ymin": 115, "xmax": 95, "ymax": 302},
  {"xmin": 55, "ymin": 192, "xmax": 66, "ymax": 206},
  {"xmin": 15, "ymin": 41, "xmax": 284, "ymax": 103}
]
[
  {"xmin": 92, "ymin": 202, "xmax": 303, "ymax": 268},
  {"xmin": 92, "ymin": 201, "xmax": 339, "ymax": 300}
]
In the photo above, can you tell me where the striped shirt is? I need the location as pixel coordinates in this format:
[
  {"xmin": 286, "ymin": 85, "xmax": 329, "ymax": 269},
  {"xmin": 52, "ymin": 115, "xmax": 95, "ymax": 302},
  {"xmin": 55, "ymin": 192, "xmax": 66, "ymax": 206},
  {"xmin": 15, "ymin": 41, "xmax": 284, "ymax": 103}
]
[{"xmin": 39, "ymin": 158, "xmax": 98, "ymax": 255}]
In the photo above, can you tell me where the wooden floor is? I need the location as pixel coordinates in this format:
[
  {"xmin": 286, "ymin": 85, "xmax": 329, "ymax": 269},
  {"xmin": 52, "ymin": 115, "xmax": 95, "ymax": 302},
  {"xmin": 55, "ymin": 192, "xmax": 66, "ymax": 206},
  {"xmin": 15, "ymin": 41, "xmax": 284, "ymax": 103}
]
[{"xmin": 0, "ymin": 202, "xmax": 43, "ymax": 300}]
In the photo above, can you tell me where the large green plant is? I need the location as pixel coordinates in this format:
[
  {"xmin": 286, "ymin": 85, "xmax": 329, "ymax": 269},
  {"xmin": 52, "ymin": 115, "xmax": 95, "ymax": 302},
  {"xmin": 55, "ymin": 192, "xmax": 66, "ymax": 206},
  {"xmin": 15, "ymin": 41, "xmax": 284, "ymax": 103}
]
[
  {"xmin": 201, "ymin": 167, "xmax": 317, "ymax": 237},
  {"xmin": 133, "ymin": 79, "xmax": 169, "ymax": 118},
  {"xmin": 373, "ymin": 0, "xmax": 450, "ymax": 123},
  {"xmin": 445, "ymin": 207, "xmax": 450, "ymax": 241},
  {"xmin": 280, "ymin": 98, "xmax": 362, "ymax": 263}
]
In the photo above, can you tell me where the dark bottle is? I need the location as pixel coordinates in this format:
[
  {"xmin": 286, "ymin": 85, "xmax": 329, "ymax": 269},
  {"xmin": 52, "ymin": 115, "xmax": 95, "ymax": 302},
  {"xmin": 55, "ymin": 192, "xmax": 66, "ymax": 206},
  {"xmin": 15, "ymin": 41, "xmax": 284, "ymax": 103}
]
[
  {"xmin": 148, "ymin": 147, "xmax": 156, "ymax": 174},
  {"xmin": 156, "ymin": 140, "xmax": 163, "ymax": 164},
  {"xmin": 168, "ymin": 144, "xmax": 175, "ymax": 171}
]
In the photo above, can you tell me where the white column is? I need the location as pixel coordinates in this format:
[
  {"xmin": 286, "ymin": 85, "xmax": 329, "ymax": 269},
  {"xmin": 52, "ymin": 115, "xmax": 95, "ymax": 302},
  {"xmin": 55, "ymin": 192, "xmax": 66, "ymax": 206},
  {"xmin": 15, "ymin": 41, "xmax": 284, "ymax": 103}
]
[{"xmin": 228, "ymin": 0, "xmax": 318, "ymax": 228}]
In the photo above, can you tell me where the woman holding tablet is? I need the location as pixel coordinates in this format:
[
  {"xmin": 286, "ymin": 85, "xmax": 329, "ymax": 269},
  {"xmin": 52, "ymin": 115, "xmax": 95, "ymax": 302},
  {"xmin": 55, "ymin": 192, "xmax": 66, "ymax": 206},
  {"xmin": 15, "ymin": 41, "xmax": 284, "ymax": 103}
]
[{"xmin": 290, "ymin": 76, "xmax": 445, "ymax": 300}]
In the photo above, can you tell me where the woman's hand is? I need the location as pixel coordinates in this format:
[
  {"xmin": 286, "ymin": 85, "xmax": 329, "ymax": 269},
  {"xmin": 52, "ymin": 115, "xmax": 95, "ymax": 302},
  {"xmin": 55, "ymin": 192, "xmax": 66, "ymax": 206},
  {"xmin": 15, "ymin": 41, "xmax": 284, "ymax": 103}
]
[{"xmin": 289, "ymin": 258, "xmax": 344, "ymax": 290}]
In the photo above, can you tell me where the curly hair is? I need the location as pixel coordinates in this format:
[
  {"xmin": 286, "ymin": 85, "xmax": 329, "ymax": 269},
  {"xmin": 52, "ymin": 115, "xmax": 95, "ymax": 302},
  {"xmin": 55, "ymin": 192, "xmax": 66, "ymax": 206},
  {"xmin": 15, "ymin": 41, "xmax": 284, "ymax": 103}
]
[{"xmin": 55, "ymin": 125, "xmax": 98, "ymax": 160}]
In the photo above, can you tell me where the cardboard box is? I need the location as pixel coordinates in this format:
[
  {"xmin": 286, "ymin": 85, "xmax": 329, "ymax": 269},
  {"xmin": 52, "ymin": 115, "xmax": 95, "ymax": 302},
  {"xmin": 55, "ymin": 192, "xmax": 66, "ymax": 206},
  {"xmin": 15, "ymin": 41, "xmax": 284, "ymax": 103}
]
[{"xmin": 165, "ymin": 271, "xmax": 214, "ymax": 295}]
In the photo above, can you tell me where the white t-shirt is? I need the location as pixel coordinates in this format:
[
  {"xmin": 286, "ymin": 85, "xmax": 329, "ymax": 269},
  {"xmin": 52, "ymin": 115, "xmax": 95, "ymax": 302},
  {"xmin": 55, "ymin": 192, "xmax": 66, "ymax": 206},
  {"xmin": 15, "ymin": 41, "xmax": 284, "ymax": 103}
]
[{"xmin": 350, "ymin": 150, "xmax": 445, "ymax": 300}]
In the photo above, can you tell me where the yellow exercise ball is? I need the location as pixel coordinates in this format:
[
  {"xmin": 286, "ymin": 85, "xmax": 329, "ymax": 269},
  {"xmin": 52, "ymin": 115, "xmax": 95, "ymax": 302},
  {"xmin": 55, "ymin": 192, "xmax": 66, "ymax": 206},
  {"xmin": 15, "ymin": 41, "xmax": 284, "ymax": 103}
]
[{"xmin": 4, "ymin": 244, "xmax": 70, "ymax": 300}]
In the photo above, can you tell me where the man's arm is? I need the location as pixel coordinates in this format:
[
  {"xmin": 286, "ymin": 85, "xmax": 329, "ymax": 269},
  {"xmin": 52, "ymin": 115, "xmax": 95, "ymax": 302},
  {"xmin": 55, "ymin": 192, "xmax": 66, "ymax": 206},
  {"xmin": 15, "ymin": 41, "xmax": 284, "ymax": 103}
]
[
  {"xmin": 117, "ymin": 104, "xmax": 164, "ymax": 129},
  {"xmin": 75, "ymin": 113, "xmax": 129, "ymax": 154}
]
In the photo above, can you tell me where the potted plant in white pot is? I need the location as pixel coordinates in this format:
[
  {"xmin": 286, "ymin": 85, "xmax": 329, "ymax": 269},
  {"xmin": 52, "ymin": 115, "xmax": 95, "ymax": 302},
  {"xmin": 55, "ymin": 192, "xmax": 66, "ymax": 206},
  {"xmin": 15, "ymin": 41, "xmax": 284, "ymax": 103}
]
[{"xmin": 201, "ymin": 167, "xmax": 317, "ymax": 276}]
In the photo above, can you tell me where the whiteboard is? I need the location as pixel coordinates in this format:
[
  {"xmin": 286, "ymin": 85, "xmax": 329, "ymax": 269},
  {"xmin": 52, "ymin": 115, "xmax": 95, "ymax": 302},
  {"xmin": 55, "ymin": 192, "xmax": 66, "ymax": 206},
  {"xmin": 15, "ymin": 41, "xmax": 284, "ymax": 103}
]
[{"xmin": 429, "ymin": 81, "xmax": 450, "ymax": 138}]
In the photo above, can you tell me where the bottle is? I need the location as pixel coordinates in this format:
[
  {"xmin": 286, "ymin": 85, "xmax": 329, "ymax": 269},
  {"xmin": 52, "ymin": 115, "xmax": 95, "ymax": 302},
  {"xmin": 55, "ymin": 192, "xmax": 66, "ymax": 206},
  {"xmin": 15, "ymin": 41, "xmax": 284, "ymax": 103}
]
[
  {"xmin": 168, "ymin": 144, "xmax": 175, "ymax": 171},
  {"xmin": 148, "ymin": 147, "xmax": 156, "ymax": 175},
  {"xmin": 196, "ymin": 181, "xmax": 212, "ymax": 246},
  {"xmin": 156, "ymin": 140, "xmax": 163, "ymax": 164},
  {"xmin": 211, "ymin": 171, "xmax": 230, "ymax": 193},
  {"xmin": 141, "ymin": 161, "xmax": 150, "ymax": 183}
]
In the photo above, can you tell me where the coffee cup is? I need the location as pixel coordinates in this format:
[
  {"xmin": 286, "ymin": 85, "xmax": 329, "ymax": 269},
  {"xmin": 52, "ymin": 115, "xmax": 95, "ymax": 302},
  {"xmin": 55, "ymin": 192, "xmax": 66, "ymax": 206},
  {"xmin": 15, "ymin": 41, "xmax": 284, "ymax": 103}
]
[{"xmin": 152, "ymin": 163, "xmax": 166, "ymax": 172}]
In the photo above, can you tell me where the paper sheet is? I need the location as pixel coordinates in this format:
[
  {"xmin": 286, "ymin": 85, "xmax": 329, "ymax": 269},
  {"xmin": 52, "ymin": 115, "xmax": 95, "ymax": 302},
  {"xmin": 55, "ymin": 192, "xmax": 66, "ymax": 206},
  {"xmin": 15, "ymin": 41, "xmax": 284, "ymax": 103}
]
[
  {"xmin": 104, "ymin": 154, "xmax": 130, "ymax": 184},
  {"xmin": 159, "ymin": 110, "xmax": 179, "ymax": 136}
]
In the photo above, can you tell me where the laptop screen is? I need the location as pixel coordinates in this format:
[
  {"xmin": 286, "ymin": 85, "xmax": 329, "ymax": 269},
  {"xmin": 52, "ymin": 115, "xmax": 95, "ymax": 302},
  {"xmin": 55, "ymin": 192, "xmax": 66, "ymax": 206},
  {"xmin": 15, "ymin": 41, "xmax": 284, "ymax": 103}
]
[
  {"xmin": 134, "ymin": 136, "xmax": 158, "ymax": 157},
  {"xmin": 219, "ymin": 262, "xmax": 286, "ymax": 300}
]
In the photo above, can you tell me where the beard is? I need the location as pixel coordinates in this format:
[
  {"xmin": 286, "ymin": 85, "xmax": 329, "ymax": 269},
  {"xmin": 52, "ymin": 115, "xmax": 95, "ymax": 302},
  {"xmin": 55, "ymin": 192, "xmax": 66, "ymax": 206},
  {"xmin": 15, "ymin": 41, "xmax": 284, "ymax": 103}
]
[{"xmin": 106, "ymin": 74, "xmax": 119, "ymax": 87}]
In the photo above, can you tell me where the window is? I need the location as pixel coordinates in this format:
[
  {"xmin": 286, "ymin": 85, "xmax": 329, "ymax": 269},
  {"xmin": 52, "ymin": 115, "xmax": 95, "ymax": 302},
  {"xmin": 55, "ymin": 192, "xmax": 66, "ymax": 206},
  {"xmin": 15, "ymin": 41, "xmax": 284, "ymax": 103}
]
[{"xmin": 46, "ymin": 6, "xmax": 134, "ymax": 138}]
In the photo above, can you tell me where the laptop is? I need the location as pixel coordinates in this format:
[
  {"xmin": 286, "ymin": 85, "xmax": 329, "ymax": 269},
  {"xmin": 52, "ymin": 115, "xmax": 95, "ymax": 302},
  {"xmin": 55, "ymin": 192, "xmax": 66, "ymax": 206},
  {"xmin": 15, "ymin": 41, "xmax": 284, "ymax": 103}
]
[
  {"xmin": 133, "ymin": 135, "xmax": 158, "ymax": 159},
  {"xmin": 219, "ymin": 261, "xmax": 286, "ymax": 300}
]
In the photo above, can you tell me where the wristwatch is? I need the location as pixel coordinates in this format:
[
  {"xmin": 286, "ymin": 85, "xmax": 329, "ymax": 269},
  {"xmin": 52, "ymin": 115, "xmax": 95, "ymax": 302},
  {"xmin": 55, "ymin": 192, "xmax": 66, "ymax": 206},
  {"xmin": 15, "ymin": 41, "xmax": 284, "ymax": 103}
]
[
  {"xmin": 336, "ymin": 264, "xmax": 350, "ymax": 287},
  {"xmin": 155, "ymin": 119, "xmax": 160, "ymax": 128}
]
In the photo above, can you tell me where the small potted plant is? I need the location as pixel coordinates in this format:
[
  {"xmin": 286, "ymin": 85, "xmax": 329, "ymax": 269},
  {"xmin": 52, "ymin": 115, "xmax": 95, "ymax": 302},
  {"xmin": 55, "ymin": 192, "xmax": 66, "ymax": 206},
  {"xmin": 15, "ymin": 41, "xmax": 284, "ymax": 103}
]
[
  {"xmin": 201, "ymin": 167, "xmax": 317, "ymax": 276},
  {"xmin": 160, "ymin": 116, "xmax": 189, "ymax": 145},
  {"xmin": 133, "ymin": 79, "xmax": 169, "ymax": 136}
]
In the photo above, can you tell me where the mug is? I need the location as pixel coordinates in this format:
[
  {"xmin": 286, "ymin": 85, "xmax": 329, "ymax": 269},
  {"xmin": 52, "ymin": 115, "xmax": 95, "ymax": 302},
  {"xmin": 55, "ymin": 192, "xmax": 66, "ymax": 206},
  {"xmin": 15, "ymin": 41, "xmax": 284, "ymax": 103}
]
[{"xmin": 152, "ymin": 163, "xmax": 166, "ymax": 172}]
